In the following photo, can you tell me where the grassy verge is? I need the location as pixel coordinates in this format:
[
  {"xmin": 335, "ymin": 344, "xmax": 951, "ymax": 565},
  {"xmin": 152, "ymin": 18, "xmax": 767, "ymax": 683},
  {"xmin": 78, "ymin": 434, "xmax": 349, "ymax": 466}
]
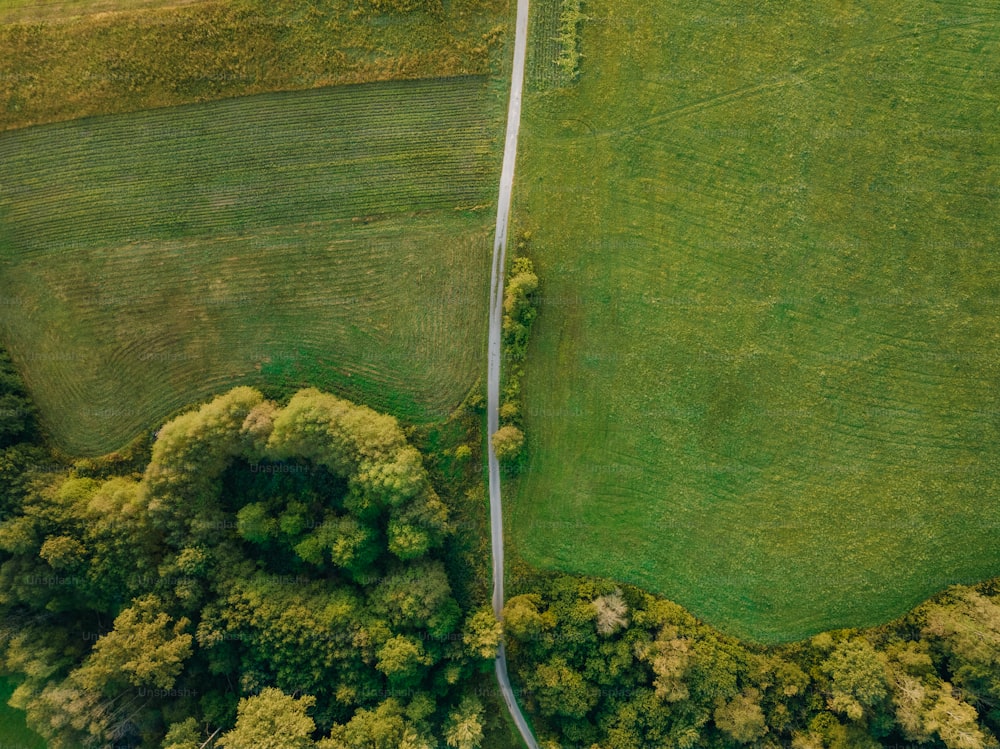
[
  {"xmin": 0, "ymin": 76, "xmax": 500, "ymax": 455},
  {"xmin": 511, "ymin": 0, "xmax": 1000, "ymax": 642},
  {"xmin": 0, "ymin": 0, "xmax": 508, "ymax": 130}
]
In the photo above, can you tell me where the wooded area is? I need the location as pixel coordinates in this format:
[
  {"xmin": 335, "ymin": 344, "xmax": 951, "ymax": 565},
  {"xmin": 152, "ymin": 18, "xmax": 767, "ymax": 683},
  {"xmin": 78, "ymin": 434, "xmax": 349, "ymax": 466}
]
[
  {"xmin": 504, "ymin": 571, "xmax": 1000, "ymax": 748},
  {"xmin": 0, "ymin": 383, "xmax": 501, "ymax": 747}
]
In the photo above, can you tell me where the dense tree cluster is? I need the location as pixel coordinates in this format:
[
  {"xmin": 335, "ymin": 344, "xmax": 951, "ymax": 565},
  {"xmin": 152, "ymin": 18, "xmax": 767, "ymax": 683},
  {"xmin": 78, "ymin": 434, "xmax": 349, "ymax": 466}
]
[
  {"xmin": 0, "ymin": 350, "xmax": 47, "ymax": 522},
  {"xmin": 0, "ymin": 351, "xmax": 36, "ymax": 449},
  {"xmin": 494, "ymin": 243, "xmax": 538, "ymax": 465},
  {"xmin": 0, "ymin": 387, "xmax": 498, "ymax": 747},
  {"xmin": 502, "ymin": 573, "xmax": 1000, "ymax": 748},
  {"xmin": 502, "ymin": 252, "xmax": 539, "ymax": 368}
]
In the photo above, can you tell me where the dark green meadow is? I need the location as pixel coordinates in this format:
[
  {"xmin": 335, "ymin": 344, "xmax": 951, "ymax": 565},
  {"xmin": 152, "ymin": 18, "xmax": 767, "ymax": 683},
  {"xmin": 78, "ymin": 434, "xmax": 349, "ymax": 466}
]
[{"xmin": 511, "ymin": 0, "xmax": 1000, "ymax": 642}]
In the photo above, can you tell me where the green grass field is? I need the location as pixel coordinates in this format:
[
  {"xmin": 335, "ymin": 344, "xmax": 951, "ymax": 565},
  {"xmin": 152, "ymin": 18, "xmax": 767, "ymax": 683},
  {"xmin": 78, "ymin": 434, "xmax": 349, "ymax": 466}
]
[
  {"xmin": 511, "ymin": 0, "xmax": 1000, "ymax": 642},
  {"xmin": 0, "ymin": 77, "xmax": 498, "ymax": 456},
  {"xmin": 0, "ymin": 0, "xmax": 206, "ymax": 22},
  {"xmin": 0, "ymin": 0, "xmax": 507, "ymax": 130}
]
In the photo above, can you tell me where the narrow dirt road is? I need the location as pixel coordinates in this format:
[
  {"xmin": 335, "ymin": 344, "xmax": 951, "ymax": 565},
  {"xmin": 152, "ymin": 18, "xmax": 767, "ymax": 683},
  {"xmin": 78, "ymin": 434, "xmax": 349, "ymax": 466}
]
[{"xmin": 487, "ymin": 0, "xmax": 538, "ymax": 745}]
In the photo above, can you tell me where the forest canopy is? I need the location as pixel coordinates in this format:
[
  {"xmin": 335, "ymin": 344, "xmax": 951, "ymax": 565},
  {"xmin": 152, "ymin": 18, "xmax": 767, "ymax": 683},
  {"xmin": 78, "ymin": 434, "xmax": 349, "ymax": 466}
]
[
  {"xmin": 0, "ymin": 386, "xmax": 498, "ymax": 747},
  {"xmin": 501, "ymin": 572, "xmax": 1000, "ymax": 749}
]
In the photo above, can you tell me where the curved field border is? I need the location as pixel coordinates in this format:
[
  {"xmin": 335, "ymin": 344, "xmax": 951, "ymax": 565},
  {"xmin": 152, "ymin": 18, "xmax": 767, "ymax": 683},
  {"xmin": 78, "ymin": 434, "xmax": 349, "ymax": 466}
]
[
  {"xmin": 512, "ymin": 0, "xmax": 1000, "ymax": 642},
  {"xmin": 0, "ymin": 77, "xmax": 499, "ymax": 455}
]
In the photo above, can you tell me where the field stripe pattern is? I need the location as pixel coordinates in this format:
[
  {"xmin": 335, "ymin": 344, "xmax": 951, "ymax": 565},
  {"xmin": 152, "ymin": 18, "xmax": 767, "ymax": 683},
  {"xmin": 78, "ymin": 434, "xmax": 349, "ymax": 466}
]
[
  {"xmin": 0, "ymin": 77, "xmax": 498, "ymax": 454},
  {"xmin": 513, "ymin": 0, "xmax": 1000, "ymax": 642}
]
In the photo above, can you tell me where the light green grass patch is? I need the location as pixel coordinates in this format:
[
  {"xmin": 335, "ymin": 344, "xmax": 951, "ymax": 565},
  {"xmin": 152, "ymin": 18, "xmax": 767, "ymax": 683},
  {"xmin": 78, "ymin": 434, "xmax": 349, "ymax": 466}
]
[
  {"xmin": 0, "ymin": 77, "xmax": 498, "ymax": 455},
  {"xmin": 512, "ymin": 0, "xmax": 1000, "ymax": 642}
]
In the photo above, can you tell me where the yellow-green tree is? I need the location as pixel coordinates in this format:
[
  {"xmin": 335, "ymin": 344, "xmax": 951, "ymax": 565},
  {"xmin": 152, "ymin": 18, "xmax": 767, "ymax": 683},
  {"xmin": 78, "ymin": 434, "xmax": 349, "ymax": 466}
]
[
  {"xmin": 491, "ymin": 425, "xmax": 524, "ymax": 461},
  {"xmin": 217, "ymin": 688, "xmax": 317, "ymax": 749}
]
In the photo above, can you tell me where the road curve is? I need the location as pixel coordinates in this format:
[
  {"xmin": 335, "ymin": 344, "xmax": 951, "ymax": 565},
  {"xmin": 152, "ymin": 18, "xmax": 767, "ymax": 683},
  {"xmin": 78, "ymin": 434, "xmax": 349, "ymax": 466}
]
[{"xmin": 487, "ymin": 0, "xmax": 538, "ymax": 744}]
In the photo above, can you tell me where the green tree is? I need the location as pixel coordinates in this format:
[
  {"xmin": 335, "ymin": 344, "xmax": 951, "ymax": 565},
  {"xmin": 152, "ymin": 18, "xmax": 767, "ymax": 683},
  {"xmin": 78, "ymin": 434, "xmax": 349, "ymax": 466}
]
[
  {"xmin": 293, "ymin": 513, "xmax": 380, "ymax": 574},
  {"xmin": 75, "ymin": 594, "xmax": 192, "ymax": 692},
  {"xmin": 326, "ymin": 698, "xmax": 436, "ymax": 749},
  {"xmin": 767, "ymin": 655, "xmax": 810, "ymax": 698},
  {"xmin": 714, "ymin": 688, "xmax": 768, "ymax": 744},
  {"xmin": 220, "ymin": 575, "xmax": 359, "ymax": 698},
  {"xmin": 888, "ymin": 670, "xmax": 932, "ymax": 742},
  {"xmin": 922, "ymin": 588, "xmax": 1000, "ymax": 705},
  {"xmin": 387, "ymin": 487, "xmax": 451, "ymax": 560},
  {"xmin": 372, "ymin": 561, "xmax": 460, "ymax": 638},
  {"xmin": 217, "ymin": 688, "xmax": 317, "ymax": 749},
  {"xmin": 501, "ymin": 257, "xmax": 539, "ymax": 362},
  {"xmin": 38, "ymin": 534, "xmax": 86, "ymax": 569},
  {"xmin": 79, "ymin": 476, "xmax": 160, "ymax": 608},
  {"xmin": 0, "ymin": 350, "xmax": 37, "ymax": 448},
  {"xmin": 795, "ymin": 712, "xmax": 883, "ymax": 749},
  {"xmin": 502, "ymin": 594, "xmax": 548, "ymax": 641},
  {"xmin": 267, "ymin": 389, "xmax": 426, "ymax": 508},
  {"xmin": 491, "ymin": 425, "xmax": 524, "ymax": 462},
  {"xmin": 23, "ymin": 677, "xmax": 115, "ymax": 749},
  {"xmin": 528, "ymin": 655, "xmax": 599, "ymax": 719},
  {"xmin": 0, "ymin": 444, "xmax": 49, "ymax": 520},
  {"xmin": 162, "ymin": 717, "xmax": 201, "ymax": 749},
  {"xmin": 923, "ymin": 687, "xmax": 992, "ymax": 749},
  {"xmin": 462, "ymin": 608, "xmax": 502, "ymax": 661},
  {"xmin": 821, "ymin": 638, "xmax": 888, "ymax": 721},
  {"xmin": 636, "ymin": 625, "xmax": 691, "ymax": 703},
  {"xmin": 145, "ymin": 386, "xmax": 264, "ymax": 543},
  {"xmin": 376, "ymin": 634, "xmax": 432, "ymax": 687},
  {"xmin": 444, "ymin": 696, "xmax": 485, "ymax": 749},
  {"xmin": 237, "ymin": 502, "xmax": 278, "ymax": 544}
]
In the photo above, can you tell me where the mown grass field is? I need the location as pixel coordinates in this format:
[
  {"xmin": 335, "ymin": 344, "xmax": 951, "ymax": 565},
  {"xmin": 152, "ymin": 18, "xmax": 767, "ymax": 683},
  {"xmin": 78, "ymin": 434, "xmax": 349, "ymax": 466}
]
[
  {"xmin": 0, "ymin": 0, "xmax": 507, "ymax": 130},
  {"xmin": 512, "ymin": 0, "xmax": 1000, "ymax": 642},
  {"xmin": 0, "ymin": 77, "xmax": 498, "ymax": 456}
]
